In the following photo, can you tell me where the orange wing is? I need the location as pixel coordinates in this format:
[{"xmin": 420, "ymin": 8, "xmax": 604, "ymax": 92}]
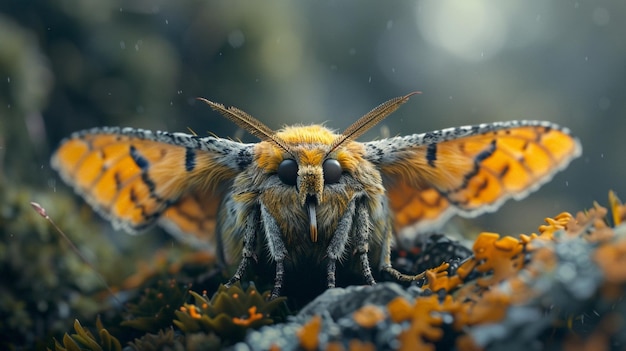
[
  {"xmin": 51, "ymin": 127, "xmax": 253, "ymax": 248},
  {"xmin": 365, "ymin": 121, "xmax": 581, "ymax": 239}
]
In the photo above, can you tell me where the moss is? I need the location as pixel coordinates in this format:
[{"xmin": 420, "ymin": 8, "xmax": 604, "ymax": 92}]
[
  {"xmin": 48, "ymin": 318, "xmax": 122, "ymax": 351},
  {"xmin": 127, "ymin": 328, "xmax": 185, "ymax": 351},
  {"xmin": 174, "ymin": 283, "xmax": 287, "ymax": 344},
  {"xmin": 121, "ymin": 279, "xmax": 190, "ymax": 333},
  {"xmin": 0, "ymin": 181, "xmax": 125, "ymax": 349}
]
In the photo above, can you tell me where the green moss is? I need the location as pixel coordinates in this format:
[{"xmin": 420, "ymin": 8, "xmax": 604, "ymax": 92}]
[
  {"xmin": 48, "ymin": 318, "xmax": 121, "ymax": 351},
  {"xmin": 174, "ymin": 283, "xmax": 287, "ymax": 343},
  {"xmin": 121, "ymin": 279, "xmax": 190, "ymax": 333},
  {"xmin": 127, "ymin": 328, "xmax": 186, "ymax": 351}
]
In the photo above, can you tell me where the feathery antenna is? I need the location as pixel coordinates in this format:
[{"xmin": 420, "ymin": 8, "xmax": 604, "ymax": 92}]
[
  {"xmin": 198, "ymin": 98, "xmax": 292, "ymax": 155},
  {"xmin": 327, "ymin": 92, "xmax": 420, "ymax": 154}
]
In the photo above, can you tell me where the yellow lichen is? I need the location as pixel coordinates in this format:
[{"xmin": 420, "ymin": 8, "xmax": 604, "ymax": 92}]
[
  {"xmin": 297, "ymin": 315, "xmax": 322, "ymax": 351},
  {"xmin": 353, "ymin": 305, "xmax": 385, "ymax": 328},
  {"xmin": 387, "ymin": 297, "xmax": 413, "ymax": 323},
  {"xmin": 232, "ymin": 306, "xmax": 264, "ymax": 326}
]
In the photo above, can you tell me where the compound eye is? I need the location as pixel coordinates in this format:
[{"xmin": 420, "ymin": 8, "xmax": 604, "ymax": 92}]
[
  {"xmin": 323, "ymin": 159, "xmax": 342, "ymax": 184},
  {"xmin": 278, "ymin": 159, "xmax": 298, "ymax": 186}
]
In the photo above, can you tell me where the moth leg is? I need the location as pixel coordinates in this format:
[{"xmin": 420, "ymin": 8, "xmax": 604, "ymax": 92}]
[
  {"xmin": 225, "ymin": 211, "xmax": 258, "ymax": 287},
  {"xmin": 354, "ymin": 201, "xmax": 376, "ymax": 286},
  {"xmin": 381, "ymin": 251, "xmax": 423, "ymax": 282},
  {"xmin": 260, "ymin": 203, "xmax": 288, "ymax": 299},
  {"xmin": 379, "ymin": 220, "xmax": 423, "ymax": 282},
  {"xmin": 326, "ymin": 198, "xmax": 358, "ymax": 288},
  {"xmin": 381, "ymin": 266, "xmax": 422, "ymax": 282}
]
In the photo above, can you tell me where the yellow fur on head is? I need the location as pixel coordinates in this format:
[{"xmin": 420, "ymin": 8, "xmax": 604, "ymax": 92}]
[
  {"xmin": 253, "ymin": 125, "xmax": 368, "ymax": 175},
  {"xmin": 255, "ymin": 125, "xmax": 337, "ymax": 172},
  {"xmin": 275, "ymin": 125, "xmax": 337, "ymax": 145}
]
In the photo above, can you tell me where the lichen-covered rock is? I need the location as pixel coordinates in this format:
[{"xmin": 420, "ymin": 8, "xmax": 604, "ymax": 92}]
[{"xmin": 234, "ymin": 192, "xmax": 626, "ymax": 351}]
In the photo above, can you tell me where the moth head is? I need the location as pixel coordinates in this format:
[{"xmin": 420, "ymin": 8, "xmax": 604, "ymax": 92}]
[
  {"xmin": 271, "ymin": 128, "xmax": 345, "ymax": 242},
  {"xmin": 199, "ymin": 92, "xmax": 417, "ymax": 242}
]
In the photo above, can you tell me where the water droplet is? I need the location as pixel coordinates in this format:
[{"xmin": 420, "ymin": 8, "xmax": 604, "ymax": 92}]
[
  {"xmin": 165, "ymin": 19, "xmax": 169, "ymax": 25},
  {"xmin": 7, "ymin": 77, "xmax": 10, "ymax": 83},
  {"xmin": 368, "ymin": 76, "xmax": 372, "ymax": 83},
  {"xmin": 177, "ymin": 90, "xmax": 183, "ymax": 94},
  {"xmin": 120, "ymin": 41, "xmax": 126, "ymax": 49},
  {"xmin": 386, "ymin": 20, "xmax": 393, "ymax": 29}
]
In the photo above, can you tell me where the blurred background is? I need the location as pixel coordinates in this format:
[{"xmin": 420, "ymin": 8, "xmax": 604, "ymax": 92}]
[
  {"xmin": 1, "ymin": 0, "xmax": 625, "ymax": 246},
  {"xmin": 1, "ymin": 0, "xmax": 626, "ymax": 347}
]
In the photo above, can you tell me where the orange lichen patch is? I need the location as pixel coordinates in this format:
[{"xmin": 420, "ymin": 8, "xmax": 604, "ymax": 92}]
[
  {"xmin": 472, "ymin": 233, "xmax": 525, "ymax": 287},
  {"xmin": 594, "ymin": 236, "xmax": 626, "ymax": 283},
  {"xmin": 186, "ymin": 305, "xmax": 202, "ymax": 319},
  {"xmin": 562, "ymin": 206, "xmax": 614, "ymax": 243},
  {"xmin": 455, "ymin": 258, "xmax": 478, "ymax": 280},
  {"xmin": 455, "ymin": 335, "xmax": 482, "ymax": 351},
  {"xmin": 424, "ymin": 268, "xmax": 463, "ymax": 292},
  {"xmin": 298, "ymin": 315, "xmax": 322, "ymax": 351},
  {"xmin": 326, "ymin": 342, "xmax": 344, "ymax": 351},
  {"xmin": 353, "ymin": 305, "xmax": 385, "ymax": 328},
  {"xmin": 347, "ymin": 339, "xmax": 377, "ymax": 351},
  {"xmin": 417, "ymin": 262, "xmax": 459, "ymax": 292},
  {"xmin": 396, "ymin": 295, "xmax": 447, "ymax": 351},
  {"xmin": 387, "ymin": 297, "xmax": 414, "ymax": 323},
  {"xmin": 429, "ymin": 262, "xmax": 451, "ymax": 278},
  {"xmin": 456, "ymin": 289, "xmax": 511, "ymax": 327},
  {"xmin": 233, "ymin": 306, "xmax": 265, "ymax": 326},
  {"xmin": 384, "ymin": 193, "xmax": 626, "ymax": 351},
  {"xmin": 537, "ymin": 212, "xmax": 574, "ymax": 239},
  {"xmin": 519, "ymin": 233, "xmax": 539, "ymax": 244}
]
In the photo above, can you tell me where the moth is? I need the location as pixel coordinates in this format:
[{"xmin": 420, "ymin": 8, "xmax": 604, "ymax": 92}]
[{"xmin": 51, "ymin": 93, "xmax": 581, "ymax": 298}]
